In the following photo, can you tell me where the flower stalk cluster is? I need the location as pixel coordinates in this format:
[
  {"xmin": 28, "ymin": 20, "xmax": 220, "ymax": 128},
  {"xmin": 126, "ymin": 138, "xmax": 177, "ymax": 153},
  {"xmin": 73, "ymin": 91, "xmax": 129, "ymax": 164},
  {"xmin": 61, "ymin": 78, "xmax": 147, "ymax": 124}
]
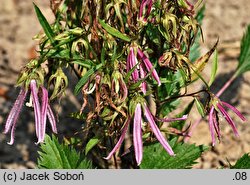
[{"xmin": 3, "ymin": 0, "xmax": 248, "ymax": 168}]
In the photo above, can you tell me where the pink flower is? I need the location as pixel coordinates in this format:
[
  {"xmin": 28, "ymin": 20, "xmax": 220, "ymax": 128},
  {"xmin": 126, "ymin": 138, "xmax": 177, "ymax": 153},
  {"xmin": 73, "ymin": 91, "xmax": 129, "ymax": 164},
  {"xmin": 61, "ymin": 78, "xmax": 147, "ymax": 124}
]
[
  {"xmin": 105, "ymin": 102, "xmax": 181, "ymax": 165},
  {"xmin": 139, "ymin": 0, "xmax": 153, "ymax": 21},
  {"xmin": 209, "ymin": 100, "xmax": 246, "ymax": 146},
  {"xmin": 137, "ymin": 48, "xmax": 161, "ymax": 86},
  {"xmin": 127, "ymin": 47, "xmax": 161, "ymax": 94},
  {"xmin": 4, "ymin": 79, "xmax": 57, "ymax": 145},
  {"xmin": 127, "ymin": 47, "xmax": 139, "ymax": 82}
]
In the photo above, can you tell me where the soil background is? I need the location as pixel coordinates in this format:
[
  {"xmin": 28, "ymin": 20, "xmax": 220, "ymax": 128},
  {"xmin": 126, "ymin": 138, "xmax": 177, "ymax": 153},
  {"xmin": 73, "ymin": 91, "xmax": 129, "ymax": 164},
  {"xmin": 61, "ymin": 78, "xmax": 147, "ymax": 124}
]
[{"xmin": 0, "ymin": 0, "xmax": 250, "ymax": 169}]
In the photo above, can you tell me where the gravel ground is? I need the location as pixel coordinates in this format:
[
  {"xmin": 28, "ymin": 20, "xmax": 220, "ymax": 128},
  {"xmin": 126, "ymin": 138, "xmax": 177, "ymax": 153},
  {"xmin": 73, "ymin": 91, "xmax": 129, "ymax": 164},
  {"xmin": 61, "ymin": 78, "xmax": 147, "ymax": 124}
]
[{"xmin": 0, "ymin": 0, "xmax": 250, "ymax": 169}]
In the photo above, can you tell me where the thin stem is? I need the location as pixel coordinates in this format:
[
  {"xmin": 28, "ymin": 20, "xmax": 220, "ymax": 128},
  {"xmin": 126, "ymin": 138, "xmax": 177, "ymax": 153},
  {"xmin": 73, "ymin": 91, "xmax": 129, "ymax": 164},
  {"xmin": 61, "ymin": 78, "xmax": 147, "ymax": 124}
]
[
  {"xmin": 158, "ymin": 89, "xmax": 208, "ymax": 105},
  {"xmin": 184, "ymin": 72, "xmax": 238, "ymax": 143},
  {"xmin": 109, "ymin": 137, "xmax": 118, "ymax": 169},
  {"xmin": 183, "ymin": 117, "xmax": 202, "ymax": 143},
  {"xmin": 216, "ymin": 73, "xmax": 237, "ymax": 97}
]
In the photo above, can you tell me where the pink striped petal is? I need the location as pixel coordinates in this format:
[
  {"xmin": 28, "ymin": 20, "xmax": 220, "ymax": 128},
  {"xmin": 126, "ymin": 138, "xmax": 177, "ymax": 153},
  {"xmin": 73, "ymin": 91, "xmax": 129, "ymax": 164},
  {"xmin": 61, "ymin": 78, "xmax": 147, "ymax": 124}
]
[
  {"xmin": 209, "ymin": 106, "xmax": 216, "ymax": 146},
  {"xmin": 39, "ymin": 87, "xmax": 49, "ymax": 143},
  {"xmin": 30, "ymin": 80, "xmax": 42, "ymax": 143},
  {"xmin": 221, "ymin": 101, "xmax": 246, "ymax": 121},
  {"xmin": 217, "ymin": 103, "xmax": 239, "ymax": 137},
  {"xmin": 4, "ymin": 88, "xmax": 27, "ymax": 134},
  {"xmin": 130, "ymin": 48, "xmax": 139, "ymax": 82},
  {"xmin": 144, "ymin": 104, "xmax": 174, "ymax": 156},
  {"xmin": 145, "ymin": 0, "xmax": 153, "ymax": 19},
  {"xmin": 133, "ymin": 103, "xmax": 143, "ymax": 165},
  {"xmin": 137, "ymin": 49, "xmax": 161, "ymax": 86},
  {"xmin": 47, "ymin": 104, "xmax": 57, "ymax": 133},
  {"xmin": 104, "ymin": 118, "xmax": 130, "ymax": 160},
  {"xmin": 5, "ymin": 88, "xmax": 27, "ymax": 145},
  {"xmin": 139, "ymin": 0, "xmax": 153, "ymax": 20},
  {"xmin": 212, "ymin": 111, "xmax": 221, "ymax": 141}
]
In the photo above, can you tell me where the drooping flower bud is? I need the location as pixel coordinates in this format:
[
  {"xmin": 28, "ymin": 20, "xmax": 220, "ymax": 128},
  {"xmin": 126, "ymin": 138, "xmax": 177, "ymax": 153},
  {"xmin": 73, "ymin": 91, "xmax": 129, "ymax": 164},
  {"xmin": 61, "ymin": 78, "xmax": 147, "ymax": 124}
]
[{"xmin": 48, "ymin": 68, "xmax": 68, "ymax": 100}]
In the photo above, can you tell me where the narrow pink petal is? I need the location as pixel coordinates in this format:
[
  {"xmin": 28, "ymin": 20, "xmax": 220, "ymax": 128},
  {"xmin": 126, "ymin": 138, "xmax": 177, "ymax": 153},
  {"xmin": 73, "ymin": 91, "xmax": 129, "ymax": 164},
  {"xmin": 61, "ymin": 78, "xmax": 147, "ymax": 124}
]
[
  {"xmin": 183, "ymin": 118, "xmax": 202, "ymax": 143},
  {"xmin": 185, "ymin": 0, "xmax": 194, "ymax": 10},
  {"xmin": 138, "ymin": 0, "xmax": 146, "ymax": 19},
  {"xmin": 7, "ymin": 120, "xmax": 18, "ymax": 145},
  {"xmin": 133, "ymin": 104, "xmax": 143, "ymax": 165},
  {"xmin": 212, "ymin": 111, "xmax": 221, "ymax": 141},
  {"xmin": 221, "ymin": 101, "xmax": 246, "ymax": 121},
  {"xmin": 40, "ymin": 87, "xmax": 49, "ymax": 143},
  {"xmin": 104, "ymin": 118, "xmax": 130, "ymax": 160},
  {"xmin": 47, "ymin": 104, "xmax": 57, "ymax": 133},
  {"xmin": 145, "ymin": 0, "xmax": 153, "ymax": 19},
  {"xmin": 139, "ymin": 0, "xmax": 152, "ymax": 20},
  {"xmin": 144, "ymin": 104, "xmax": 174, "ymax": 156},
  {"xmin": 139, "ymin": 63, "xmax": 147, "ymax": 94},
  {"xmin": 217, "ymin": 103, "xmax": 239, "ymax": 137},
  {"xmin": 30, "ymin": 80, "xmax": 42, "ymax": 143},
  {"xmin": 209, "ymin": 107, "xmax": 216, "ymax": 146},
  {"xmin": 155, "ymin": 115, "xmax": 188, "ymax": 122},
  {"xmin": 4, "ymin": 88, "xmax": 27, "ymax": 134},
  {"xmin": 130, "ymin": 48, "xmax": 139, "ymax": 82},
  {"xmin": 137, "ymin": 49, "xmax": 161, "ymax": 86}
]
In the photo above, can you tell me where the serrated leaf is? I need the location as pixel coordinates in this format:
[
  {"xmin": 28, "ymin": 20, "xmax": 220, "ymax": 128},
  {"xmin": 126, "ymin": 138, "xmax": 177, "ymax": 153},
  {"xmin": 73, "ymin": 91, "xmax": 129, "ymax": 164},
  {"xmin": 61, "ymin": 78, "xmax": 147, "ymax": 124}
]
[
  {"xmin": 85, "ymin": 137, "xmax": 100, "ymax": 155},
  {"xmin": 38, "ymin": 135, "xmax": 93, "ymax": 169},
  {"xmin": 236, "ymin": 25, "xmax": 250, "ymax": 76},
  {"xmin": 33, "ymin": 3, "xmax": 55, "ymax": 45},
  {"xmin": 99, "ymin": 19, "xmax": 131, "ymax": 42},
  {"xmin": 208, "ymin": 50, "xmax": 218, "ymax": 86},
  {"xmin": 194, "ymin": 97, "xmax": 205, "ymax": 117},
  {"xmin": 231, "ymin": 153, "xmax": 250, "ymax": 169},
  {"xmin": 140, "ymin": 138, "xmax": 208, "ymax": 169},
  {"xmin": 158, "ymin": 71, "xmax": 182, "ymax": 116},
  {"xmin": 74, "ymin": 63, "xmax": 103, "ymax": 95}
]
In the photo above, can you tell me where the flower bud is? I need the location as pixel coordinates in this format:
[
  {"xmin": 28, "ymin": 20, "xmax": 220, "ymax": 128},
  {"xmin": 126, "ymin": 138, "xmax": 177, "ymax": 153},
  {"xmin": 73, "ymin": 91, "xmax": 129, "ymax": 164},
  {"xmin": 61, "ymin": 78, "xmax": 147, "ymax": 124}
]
[{"xmin": 48, "ymin": 68, "xmax": 68, "ymax": 100}]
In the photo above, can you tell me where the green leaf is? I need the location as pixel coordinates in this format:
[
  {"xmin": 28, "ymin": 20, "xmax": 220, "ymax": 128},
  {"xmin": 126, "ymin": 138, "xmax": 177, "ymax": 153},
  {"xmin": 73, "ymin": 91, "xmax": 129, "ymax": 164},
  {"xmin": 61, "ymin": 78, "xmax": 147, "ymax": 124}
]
[
  {"xmin": 189, "ymin": 5, "xmax": 205, "ymax": 62},
  {"xmin": 33, "ymin": 3, "xmax": 55, "ymax": 45},
  {"xmin": 85, "ymin": 137, "xmax": 100, "ymax": 155},
  {"xmin": 38, "ymin": 135, "xmax": 93, "ymax": 169},
  {"xmin": 194, "ymin": 97, "xmax": 205, "ymax": 117},
  {"xmin": 74, "ymin": 63, "xmax": 103, "ymax": 95},
  {"xmin": 68, "ymin": 112, "xmax": 87, "ymax": 120},
  {"xmin": 158, "ymin": 71, "xmax": 182, "ymax": 116},
  {"xmin": 196, "ymin": 5, "xmax": 206, "ymax": 25},
  {"xmin": 236, "ymin": 25, "xmax": 250, "ymax": 76},
  {"xmin": 146, "ymin": 23, "xmax": 161, "ymax": 45},
  {"xmin": 140, "ymin": 138, "xmax": 208, "ymax": 169},
  {"xmin": 208, "ymin": 50, "xmax": 218, "ymax": 86},
  {"xmin": 231, "ymin": 153, "xmax": 250, "ymax": 169},
  {"xmin": 99, "ymin": 19, "xmax": 131, "ymax": 42}
]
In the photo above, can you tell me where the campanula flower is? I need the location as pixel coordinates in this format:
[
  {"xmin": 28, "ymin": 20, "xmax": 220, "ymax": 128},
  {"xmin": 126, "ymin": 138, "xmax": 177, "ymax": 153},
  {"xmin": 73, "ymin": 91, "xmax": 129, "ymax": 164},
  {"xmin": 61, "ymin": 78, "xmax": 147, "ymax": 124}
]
[
  {"xmin": 127, "ymin": 47, "xmax": 161, "ymax": 94},
  {"xmin": 105, "ymin": 102, "xmax": 183, "ymax": 165},
  {"xmin": 4, "ymin": 79, "xmax": 57, "ymax": 145},
  {"xmin": 209, "ymin": 98, "xmax": 246, "ymax": 146},
  {"xmin": 138, "ymin": 0, "xmax": 153, "ymax": 21}
]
